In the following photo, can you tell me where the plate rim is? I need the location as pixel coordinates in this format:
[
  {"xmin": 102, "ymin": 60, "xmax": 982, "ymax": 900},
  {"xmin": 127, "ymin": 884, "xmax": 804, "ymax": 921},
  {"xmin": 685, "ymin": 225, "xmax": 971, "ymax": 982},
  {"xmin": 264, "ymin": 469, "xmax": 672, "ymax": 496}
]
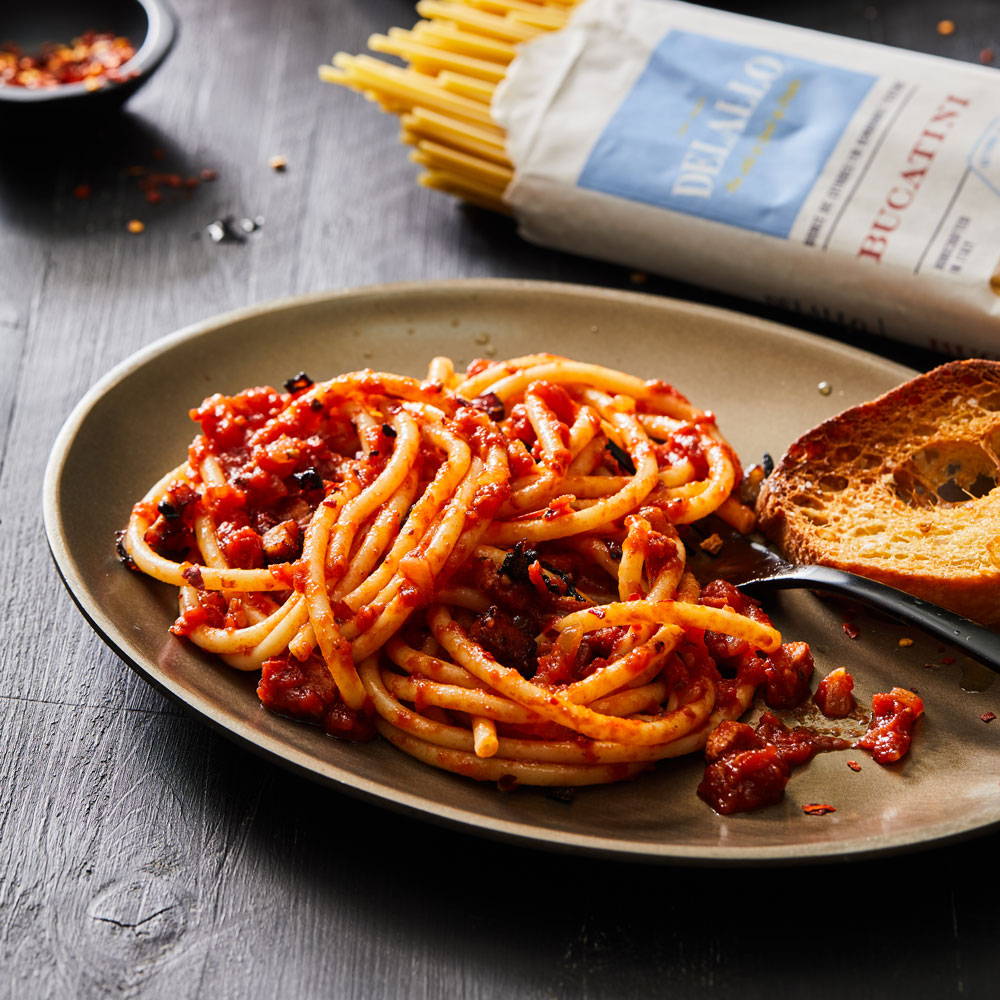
[{"xmin": 47, "ymin": 277, "xmax": 986, "ymax": 867}]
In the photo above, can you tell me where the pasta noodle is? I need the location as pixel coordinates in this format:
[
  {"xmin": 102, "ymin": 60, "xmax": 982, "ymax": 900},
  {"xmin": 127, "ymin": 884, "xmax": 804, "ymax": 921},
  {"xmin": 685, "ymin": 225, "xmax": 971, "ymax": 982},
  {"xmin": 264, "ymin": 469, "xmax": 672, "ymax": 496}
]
[
  {"xmin": 319, "ymin": 0, "xmax": 581, "ymax": 212},
  {"xmin": 122, "ymin": 354, "xmax": 807, "ymax": 788}
]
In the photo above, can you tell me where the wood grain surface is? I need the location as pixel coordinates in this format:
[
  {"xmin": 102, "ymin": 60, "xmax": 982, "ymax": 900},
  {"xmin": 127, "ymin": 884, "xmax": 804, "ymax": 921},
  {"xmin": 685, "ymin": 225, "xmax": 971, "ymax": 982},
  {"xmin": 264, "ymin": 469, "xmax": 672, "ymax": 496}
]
[{"xmin": 2, "ymin": 2, "xmax": 998, "ymax": 997}]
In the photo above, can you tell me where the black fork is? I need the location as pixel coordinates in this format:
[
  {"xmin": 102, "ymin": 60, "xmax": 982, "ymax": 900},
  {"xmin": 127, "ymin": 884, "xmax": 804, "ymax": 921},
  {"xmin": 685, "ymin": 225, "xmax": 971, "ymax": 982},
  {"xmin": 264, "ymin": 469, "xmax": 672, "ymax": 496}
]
[{"xmin": 681, "ymin": 520, "xmax": 1000, "ymax": 674}]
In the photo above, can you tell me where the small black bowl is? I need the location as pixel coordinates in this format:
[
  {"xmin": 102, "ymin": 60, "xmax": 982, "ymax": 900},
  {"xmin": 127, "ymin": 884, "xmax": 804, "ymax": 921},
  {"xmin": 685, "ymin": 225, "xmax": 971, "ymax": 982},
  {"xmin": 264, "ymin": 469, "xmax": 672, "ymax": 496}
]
[{"xmin": 0, "ymin": 0, "xmax": 178, "ymax": 122}]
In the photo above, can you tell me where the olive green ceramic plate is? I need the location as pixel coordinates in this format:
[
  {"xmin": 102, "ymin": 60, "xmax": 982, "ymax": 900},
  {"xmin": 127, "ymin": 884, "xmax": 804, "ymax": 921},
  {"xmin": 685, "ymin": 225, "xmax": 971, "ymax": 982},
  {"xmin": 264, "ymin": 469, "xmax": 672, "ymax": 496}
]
[{"xmin": 43, "ymin": 280, "xmax": 1000, "ymax": 864}]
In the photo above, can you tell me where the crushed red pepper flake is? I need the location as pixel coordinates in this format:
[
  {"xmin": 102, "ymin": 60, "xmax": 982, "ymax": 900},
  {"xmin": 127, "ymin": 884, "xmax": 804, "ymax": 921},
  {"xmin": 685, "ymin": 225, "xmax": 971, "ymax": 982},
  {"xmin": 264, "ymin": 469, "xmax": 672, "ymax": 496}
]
[
  {"xmin": 269, "ymin": 154, "xmax": 288, "ymax": 171},
  {"xmin": 981, "ymin": 712, "xmax": 997, "ymax": 724},
  {"xmin": 941, "ymin": 656, "xmax": 956, "ymax": 665},
  {"xmin": 842, "ymin": 622, "xmax": 860, "ymax": 640},
  {"xmin": 131, "ymin": 166, "xmax": 218, "ymax": 205},
  {"xmin": 72, "ymin": 184, "xmax": 92, "ymax": 200},
  {"xmin": 126, "ymin": 219, "xmax": 145, "ymax": 234},
  {"xmin": 699, "ymin": 533, "xmax": 724, "ymax": 555},
  {"xmin": 936, "ymin": 19, "xmax": 955, "ymax": 36},
  {"xmin": 0, "ymin": 32, "xmax": 136, "ymax": 89},
  {"xmin": 980, "ymin": 48, "xmax": 995, "ymax": 64},
  {"xmin": 847, "ymin": 760, "xmax": 862, "ymax": 772},
  {"xmin": 181, "ymin": 564, "xmax": 205, "ymax": 590},
  {"xmin": 898, "ymin": 637, "xmax": 914, "ymax": 647},
  {"xmin": 802, "ymin": 803, "xmax": 837, "ymax": 816}
]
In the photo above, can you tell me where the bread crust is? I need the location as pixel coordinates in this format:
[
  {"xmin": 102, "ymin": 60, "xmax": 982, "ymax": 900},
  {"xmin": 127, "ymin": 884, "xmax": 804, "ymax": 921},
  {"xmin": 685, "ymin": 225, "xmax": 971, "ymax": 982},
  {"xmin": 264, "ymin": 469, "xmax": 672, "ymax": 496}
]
[{"xmin": 756, "ymin": 360, "xmax": 1000, "ymax": 626}]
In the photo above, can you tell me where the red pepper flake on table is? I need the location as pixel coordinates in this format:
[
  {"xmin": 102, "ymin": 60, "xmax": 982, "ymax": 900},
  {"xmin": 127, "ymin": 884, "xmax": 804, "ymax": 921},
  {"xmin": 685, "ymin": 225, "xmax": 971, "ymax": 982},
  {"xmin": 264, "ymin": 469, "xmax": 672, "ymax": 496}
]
[
  {"xmin": 842, "ymin": 621, "xmax": 860, "ymax": 640},
  {"xmin": 130, "ymin": 162, "xmax": 221, "ymax": 201},
  {"xmin": 71, "ymin": 154, "xmax": 221, "ymax": 212},
  {"xmin": 847, "ymin": 760, "xmax": 862, "ymax": 772},
  {"xmin": 0, "ymin": 32, "xmax": 136, "ymax": 89},
  {"xmin": 981, "ymin": 712, "xmax": 997, "ymax": 724},
  {"xmin": 77, "ymin": 159, "xmax": 226, "ymax": 233},
  {"xmin": 802, "ymin": 803, "xmax": 837, "ymax": 816},
  {"xmin": 137, "ymin": 171, "xmax": 204, "ymax": 204}
]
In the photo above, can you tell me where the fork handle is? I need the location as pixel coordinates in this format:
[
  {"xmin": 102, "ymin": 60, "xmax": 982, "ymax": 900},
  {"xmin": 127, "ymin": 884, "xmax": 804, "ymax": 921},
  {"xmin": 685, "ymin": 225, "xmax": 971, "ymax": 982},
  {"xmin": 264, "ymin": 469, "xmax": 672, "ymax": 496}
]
[{"xmin": 739, "ymin": 565, "xmax": 1000, "ymax": 673}]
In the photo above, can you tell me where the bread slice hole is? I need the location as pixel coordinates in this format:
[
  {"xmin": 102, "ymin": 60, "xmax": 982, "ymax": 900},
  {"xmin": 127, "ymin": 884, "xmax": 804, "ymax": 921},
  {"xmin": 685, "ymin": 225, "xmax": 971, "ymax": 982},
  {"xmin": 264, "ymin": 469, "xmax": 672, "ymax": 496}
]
[
  {"xmin": 977, "ymin": 390, "xmax": 1000, "ymax": 411},
  {"xmin": 936, "ymin": 473, "xmax": 996, "ymax": 502},
  {"xmin": 987, "ymin": 538, "xmax": 1000, "ymax": 570},
  {"xmin": 851, "ymin": 524, "xmax": 886, "ymax": 537},
  {"xmin": 988, "ymin": 427, "xmax": 1000, "ymax": 460},
  {"xmin": 819, "ymin": 474, "xmax": 849, "ymax": 493},
  {"xmin": 892, "ymin": 440, "xmax": 999, "ymax": 507},
  {"xmin": 789, "ymin": 492, "xmax": 826, "ymax": 510}
]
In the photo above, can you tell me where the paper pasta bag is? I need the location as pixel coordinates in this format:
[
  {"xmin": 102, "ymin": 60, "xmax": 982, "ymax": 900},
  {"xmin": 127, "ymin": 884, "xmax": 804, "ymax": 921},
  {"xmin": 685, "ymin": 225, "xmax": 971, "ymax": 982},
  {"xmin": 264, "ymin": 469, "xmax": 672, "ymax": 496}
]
[{"xmin": 325, "ymin": 0, "xmax": 1000, "ymax": 357}]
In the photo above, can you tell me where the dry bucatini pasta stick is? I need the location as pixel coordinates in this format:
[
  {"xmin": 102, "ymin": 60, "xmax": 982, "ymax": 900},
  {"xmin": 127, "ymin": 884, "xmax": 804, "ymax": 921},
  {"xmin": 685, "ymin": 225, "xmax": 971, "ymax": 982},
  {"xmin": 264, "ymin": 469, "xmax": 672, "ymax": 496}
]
[{"xmin": 319, "ymin": 0, "xmax": 578, "ymax": 214}]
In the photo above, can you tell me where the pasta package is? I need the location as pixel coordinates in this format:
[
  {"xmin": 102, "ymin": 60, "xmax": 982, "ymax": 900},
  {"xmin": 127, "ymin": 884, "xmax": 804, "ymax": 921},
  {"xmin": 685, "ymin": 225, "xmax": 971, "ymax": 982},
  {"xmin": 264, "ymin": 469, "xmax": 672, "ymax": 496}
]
[{"xmin": 324, "ymin": 0, "xmax": 1000, "ymax": 357}]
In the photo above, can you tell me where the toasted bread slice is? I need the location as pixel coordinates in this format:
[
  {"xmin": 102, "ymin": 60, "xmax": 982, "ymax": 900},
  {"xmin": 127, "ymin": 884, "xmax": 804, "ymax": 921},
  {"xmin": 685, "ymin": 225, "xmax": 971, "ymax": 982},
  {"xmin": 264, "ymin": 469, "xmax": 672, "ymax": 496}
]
[{"xmin": 756, "ymin": 359, "xmax": 1000, "ymax": 626}]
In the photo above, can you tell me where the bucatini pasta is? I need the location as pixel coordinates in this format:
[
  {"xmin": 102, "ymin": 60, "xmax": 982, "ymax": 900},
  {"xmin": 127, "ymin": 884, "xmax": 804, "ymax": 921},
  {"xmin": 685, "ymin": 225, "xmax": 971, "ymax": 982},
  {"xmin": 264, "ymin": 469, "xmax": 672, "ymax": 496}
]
[{"xmin": 121, "ymin": 353, "xmax": 820, "ymax": 789}]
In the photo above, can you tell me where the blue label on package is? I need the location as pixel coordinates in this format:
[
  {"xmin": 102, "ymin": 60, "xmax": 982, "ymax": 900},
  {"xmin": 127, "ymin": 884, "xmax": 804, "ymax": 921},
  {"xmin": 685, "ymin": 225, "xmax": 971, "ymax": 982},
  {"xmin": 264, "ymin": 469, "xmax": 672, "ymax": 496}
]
[{"xmin": 578, "ymin": 30, "xmax": 875, "ymax": 238}]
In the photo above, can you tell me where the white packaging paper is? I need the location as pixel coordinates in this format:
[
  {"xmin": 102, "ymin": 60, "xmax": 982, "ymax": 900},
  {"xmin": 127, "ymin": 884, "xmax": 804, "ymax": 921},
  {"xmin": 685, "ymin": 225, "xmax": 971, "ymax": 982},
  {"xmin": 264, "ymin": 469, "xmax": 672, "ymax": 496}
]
[{"xmin": 494, "ymin": 0, "xmax": 1000, "ymax": 357}]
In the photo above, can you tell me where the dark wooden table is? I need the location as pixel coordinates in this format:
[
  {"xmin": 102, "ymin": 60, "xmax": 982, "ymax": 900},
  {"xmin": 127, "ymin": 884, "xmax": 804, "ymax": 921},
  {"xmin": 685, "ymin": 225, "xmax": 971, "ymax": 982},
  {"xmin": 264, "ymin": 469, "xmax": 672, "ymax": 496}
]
[{"xmin": 3, "ymin": 2, "xmax": 998, "ymax": 997}]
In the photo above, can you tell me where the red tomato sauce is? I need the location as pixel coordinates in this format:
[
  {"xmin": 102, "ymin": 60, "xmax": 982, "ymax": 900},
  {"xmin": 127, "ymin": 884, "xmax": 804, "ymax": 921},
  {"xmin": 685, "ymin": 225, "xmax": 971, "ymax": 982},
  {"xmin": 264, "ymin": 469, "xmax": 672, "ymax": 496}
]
[
  {"xmin": 257, "ymin": 656, "xmax": 375, "ymax": 741},
  {"xmin": 815, "ymin": 667, "xmax": 856, "ymax": 718},
  {"xmin": 856, "ymin": 687, "xmax": 924, "ymax": 764},
  {"xmin": 697, "ymin": 712, "xmax": 849, "ymax": 815}
]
